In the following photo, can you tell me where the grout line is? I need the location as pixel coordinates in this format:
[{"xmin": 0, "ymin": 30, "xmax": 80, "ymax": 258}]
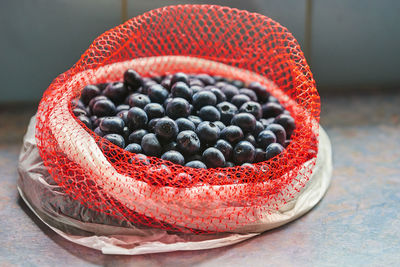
[
  {"xmin": 121, "ymin": 0, "xmax": 128, "ymax": 23},
  {"xmin": 305, "ymin": 0, "xmax": 313, "ymax": 65}
]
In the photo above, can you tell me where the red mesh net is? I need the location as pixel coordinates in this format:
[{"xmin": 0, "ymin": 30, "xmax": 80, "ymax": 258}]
[{"xmin": 35, "ymin": 5, "xmax": 319, "ymax": 233}]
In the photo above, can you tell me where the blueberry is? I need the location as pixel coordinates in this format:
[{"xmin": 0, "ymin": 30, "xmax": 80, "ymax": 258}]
[
  {"xmin": 262, "ymin": 102, "xmax": 284, "ymax": 118},
  {"xmin": 73, "ymin": 108, "xmax": 87, "ymax": 117},
  {"xmin": 116, "ymin": 110, "xmax": 128, "ymax": 124},
  {"xmin": 196, "ymin": 121, "xmax": 220, "ymax": 144},
  {"xmin": 192, "ymin": 91, "xmax": 217, "ymax": 110},
  {"xmin": 176, "ymin": 130, "xmax": 201, "ymax": 155},
  {"xmin": 116, "ymin": 104, "xmax": 130, "ymax": 113},
  {"xmin": 154, "ymin": 117, "xmax": 179, "ymax": 141},
  {"xmin": 94, "ymin": 127, "xmax": 105, "ymax": 137},
  {"xmin": 166, "ymin": 97, "xmax": 191, "ymax": 119},
  {"xmin": 220, "ymin": 84, "xmax": 239, "ymax": 101},
  {"xmin": 92, "ymin": 99, "xmax": 116, "ymax": 117},
  {"xmin": 199, "ymin": 106, "xmax": 221, "ymax": 122},
  {"xmin": 185, "ymin": 160, "xmax": 207, "ymax": 169},
  {"xmin": 196, "ymin": 74, "xmax": 215, "ymax": 85},
  {"xmin": 253, "ymin": 121, "xmax": 264, "ymax": 137},
  {"xmin": 239, "ymin": 101, "xmax": 262, "ymax": 120},
  {"xmin": 268, "ymin": 96, "xmax": 280, "ymax": 103},
  {"xmin": 239, "ymin": 88, "xmax": 258, "ymax": 101},
  {"xmin": 141, "ymin": 133, "xmax": 162, "ymax": 157},
  {"xmin": 122, "ymin": 126, "xmax": 130, "ymax": 140},
  {"xmin": 231, "ymin": 94, "xmax": 251, "ymax": 108},
  {"xmin": 125, "ymin": 143, "xmax": 142, "ymax": 153},
  {"xmin": 231, "ymin": 79, "xmax": 244, "ymax": 88},
  {"xmin": 233, "ymin": 141, "xmax": 255, "ymax": 165},
  {"xmin": 215, "ymin": 81, "xmax": 229, "ymax": 88},
  {"xmin": 163, "ymin": 97, "xmax": 173, "ymax": 109},
  {"xmin": 88, "ymin": 95, "xmax": 107, "ymax": 111},
  {"xmin": 202, "ymin": 147, "xmax": 225, "ymax": 168},
  {"xmin": 93, "ymin": 117, "xmax": 103, "ymax": 128},
  {"xmin": 99, "ymin": 117, "xmax": 125, "ymax": 134},
  {"xmin": 257, "ymin": 130, "xmax": 276, "ymax": 149},
  {"xmin": 141, "ymin": 79, "xmax": 157, "ymax": 94},
  {"xmin": 147, "ymin": 84, "xmax": 169, "ymax": 104},
  {"xmin": 260, "ymin": 118, "xmax": 275, "ymax": 128},
  {"xmin": 127, "ymin": 107, "xmax": 148, "ymax": 130},
  {"xmin": 171, "ymin": 72, "xmax": 189, "ymax": 85},
  {"xmin": 104, "ymin": 133, "xmax": 125, "ymax": 148},
  {"xmin": 210, "ymin": 88, "xmax": 226, "ymax": 103},
  {"xmin": 72, "ymin": 99, "xmax": 86, "ymax": 110},
  {"xmin": 254, "ymin": 148, "xmax": 267, "ymax": 163},
  {"xmin": 143, "ymin": 103, "xmax": 165, "ymax": 120},
  {"xmin": 128, "ymin": 93, "xmax": 151, "ymax": 108},
  {"xmin": 220, "ymin": 125, "xmax": 243, "ymax": 144},
  {"xmin": 214, "ymin": 139, "xmax": 233, "ymax": 161},
  {"xmin": 225, "ymin": 161, "xmax": 235, "ymax": 168},
  {"xmin": 123, "ymin": 69, "xmax": 142, "ymax": 90},
  {"xmin": 103, "ymin": 82, "xmax": 128, "ymax": 104},
  {"xmin": 266, "ymin": 124, "xmax": 286, "ymax": 145},
  {"xmin": 214, "ymin": 121, "xmax": 226, "ymax": 131},
  {"xmin": 231, "ymin": 113, "xmax": 257, "ymax": 133},
  {"xmin": 176, "ymin": 118, "xmax": 196, "ymax": 132},
  {"xmin": 128, "ymin": 129, "xmax": 148, "ymax": 144},
  {"xmin": 90, "ymin": 115, "xmax": 98, "ymax": 124},
  {"xmin": 97, "ymin": 83, "xmax": 110, "ymax": 91},
  {"xmin": 274, "ymin": 114, "xmax": 296, "ymax": 138},
  {"xmin": 77, "ymin": 115, "xmax": 92, "ymax": 129},
  {"xmin": 147, "ymin": 118, "xmax": 160, "ymax": 132},
  {"xmin": 190, "ymin": 85, "xmax": 203, "ymax": 95},
  {"xmin": 189, "ymin": 79, "xmax": 205, "ymax": 87},
  {"xmin": 188, "ymin": 115, "xmax": 202, "ymax": 127},
  {"xmin": 171, "ymin": 82, "xmax": 193, "ymax": 100},
  {"xmin": 81, "ymin": 85, "xmax": 101, "ymax": 105},
  {"xmin": 163, "ymin": 141, "xmax": 178, "ymax": 152},
  {"xmin": 248, "ymin": 82, "xmax": 270, "ymax": 103},
  {"xmin": 217, "ymin": 101, "xmax": 238, "ymax": 125},
  {"xmin": 265, "ymin": 143, "xmax": 284, "ymax": 160},
  {"xmin": 161, "ymin": 151, "xmax": 185, "ymax": 165},
  {"xmin": 244, "ymin": 134, "xmax": 256, "ymax": 147}
]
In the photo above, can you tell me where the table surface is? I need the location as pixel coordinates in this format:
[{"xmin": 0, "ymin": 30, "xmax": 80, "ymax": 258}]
[{"xmin": 0, "ymin": 91, "xmax": 399, "ymax": 267}]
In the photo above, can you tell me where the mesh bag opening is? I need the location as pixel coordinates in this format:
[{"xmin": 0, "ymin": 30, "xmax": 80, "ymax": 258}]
[{"xmin": 36, "ymin": 5, "xmax": 320, "ymax": 233}]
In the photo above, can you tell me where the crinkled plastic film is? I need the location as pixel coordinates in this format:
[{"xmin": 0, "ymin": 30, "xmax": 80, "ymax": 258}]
[{"xmin": 35, "ymin": 5, "xmax": 320, "ymax": 233}]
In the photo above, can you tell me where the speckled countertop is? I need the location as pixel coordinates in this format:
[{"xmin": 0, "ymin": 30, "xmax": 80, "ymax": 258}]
[{"xmin": 0, "ymin": 91, "xmax": 399, "ymax": 266}]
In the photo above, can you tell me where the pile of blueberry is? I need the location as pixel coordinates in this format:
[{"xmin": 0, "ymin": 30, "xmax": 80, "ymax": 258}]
[{"xmin": 72, "ymin": 70, "xmax": 295, "ymax": 169}]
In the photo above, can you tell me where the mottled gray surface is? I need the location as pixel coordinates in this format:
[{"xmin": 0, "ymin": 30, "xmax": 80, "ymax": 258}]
[{"xmin": 0, "ymin": 91, "xmax": 399, "ymax": 266}]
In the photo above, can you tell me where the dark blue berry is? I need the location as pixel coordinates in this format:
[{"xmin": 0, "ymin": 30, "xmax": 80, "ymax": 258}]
[
  {"xmin": 124, "ymin": 69, "xmax": 142, "ymax": 90},
  {"xmin": 128, "ymin": 129, "xmax": 148, "ymax": 144},
  {"xmin": 244, "ymin": 134, "xmax": 256, "ymax": 147},
  {"xmin": 260, "ymin": 118, "xmax": 275, "ymax": 128},
  {"xmin": 77, "ymin": 115, "xmax": 92, "ymax": 129},
  {"xmin": 220, "ymin": 84, "xmax": 239, "ymax": 101},
  {"xmin": 190, "ymin": 85, "xmax": 203, "ymax": 95},
  {"xmin": 233, "ymin": 141, "xmax": 255, "ymax": 164},
  {"xmin": 94, "ymin": 127, "xmax": 105, "ymax": 137},
  {"xmin": 202, "ymin": 147, "xmax": 226, "ymax": 168},
  {"xmin": 92, "ymin": 99, "xmax": 116, "ymax": 117},
  {"xmin": 185, "ymin": 160, "xmax": 207, "ymax": 169},
  {"xmin": 81, "ymin": 85, "xmax": 101, "ymax": 105},
  {"xmin": 127, "ymin": 107, "xmax": 148, "ymax": 130},
  {"xmin": 103, "ymin": 82, "xmax": 128, "ymax": 104},
  {"xmin": 274, "ymin": 114, "xmax": 296, "ymax": 138},
  {"xmin": 143, "ymin": 103, "xmax": 165, "ymax": 120},
  {"xmin": 254, "ymin": 148, "xmax": 266, "ymax": 163},
  {"xmin": 268, "ymin": 96, "xmax": 280, "ymax": 103},
  {"xmin": 116, "ymin": 104, "xmax": 130, "ymax": 113},
  {"xmin": 99, "ymin": 117, "xmax": 125, "ymax": 134},
  {"xmin": 128, "ymin": 93, "xmax": 150, "ymax": 108},
  {"xmin": 199, "ymin": 106, "xmax": 221, "ymax": 122},
  {"xmin": 147, "ymin": 118, "xmax": 160, "ymax": 132},
  {"xmin": 214, "ymin": 139, "xmax": 233, "ymax": 161},
  {"xmin": 161, "ymin": 151, "xmax": 185, "ymax": 165},
  {"xmin": 116, "ymin": 110, "xmax": 128, "ymax": 124},
  {"xmin": 239, "ymin": 101, "xmax": 262, "ymax": 120},
  {"xmin": 262, "ymin": 102, "xmax": 284, "ymax": 118},
  {"xmin": 217, "ymin": 101, "xmax": 238, "ymax": 125},
  {"xmin": 171, "ymin": 72, "xmax": 189, "ymax": 85},
  {"xmin": 189, "ymin": 79, "xmax": 205, "ymax": 87},
  {"xmin": 141, "ymin": 79, "xmax": 157, "ymax": 95},
  {"xmin": 163, "ymin": 97, "xmax": 173, "ymax": 109},
  {"xmin": 220, "ymin": 125, "xmax": 243, "ymax": 144},
  {"xmin": 231, "ymin": 94, "xmax": 251, "ymax": 108},
  {"xmin": 93, "ymin": 117, "xmax": 103, "ymax": 128},
  {"xmin": 192, "ymin": 91, "xmax": 217, "ymax": 110},
  {"xmin": 210, "ymin": 88, "xmax": 226, "ymax": 103},
  {"xmin": 155, "ymin": 117, "xmax": 179, "ymax": 141},
  {"xmin": 166, "ymin": 97, "xmax": 191, "ymax": 119},
  {"xmin": 141, "ymin": 133, "xmax": 162, "ymax": 157},
  {"xmin": 225, "ymin": 161, "xmax": 235, "ymax": 167},
  {"xmin": 104, "ymin": 133, "xmax": 125, "ymax": 148},
  {"xmin": 214, "ymin": 121, "xmax": 226, "ymax": 130},
  {"xmin": 248, "ymin": 82, "xmax": 270, "ymax": 103},
  {"xmin": 231, "ymin": 79, "xmax": 244, "ymax": 88},
  {"xmin": 176, "ymin": 130, "xmax": 201, "ymax": 155},
  {"xmin": 266, "ymin": 123, "xmax": 286, "ymax": 145},
  {"xmin": 265, "ymin": 143, "xmax": 284, "ymax": 160},
  {"xmin": 253, "ymin": 121, "xmax": 264, "ymax": 137},
  {"xmin": 73, "ymin": 108, "xmax": 87, "ymax": 117},
  {"xmin": 163, "ymin": 141, "xmax": 178, "ymax": 152},
  {"xmin": 171, "ymin": 82, "xmax": 193, "ymax": 100},
  {"xmin": 122, "ymin": 126, "xmax": 130, "ymax": 140},
  {"xmin": 188, "ymin": 115, "xmax": 202, "ymax": 127},
  {"xmin": 257, "ymin": 130, "xmax": 276, "ymax": 149},
  {"xmin": 196, "ymin": 121, "xmax": 220, "ymax": 144},
  {"xmin": 176, "ymin": 118, "xmax": 196, "ymax": 132},
  {"xmin": 161, "ymin": 77, "xmax": 172, "ymax": 90},
  {"xmin": 196, "ymin": 74, "xmax": 215, "ymax": 85},
  {"xmin": 147, "ymin": 84, "xmax": 169, "ymax": 104},
  {"xmin": 88, "ymin": 95, "xmax": 107, "ymax": 111},
  {"xmin": 125, "ymin": 143, "xmax": 142, "ymax": 153},
  {"xmin": 231, "ymin": 113, "xmax": 257, "ymax": 133},
  {"xmin": 239, "ymin": 88, "xmax": 258, "ymax": 101}
]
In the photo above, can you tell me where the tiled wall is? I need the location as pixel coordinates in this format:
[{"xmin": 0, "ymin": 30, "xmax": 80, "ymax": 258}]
[{"xmin": 0, "ymin": 0, "xmax": 399, "ymax": 103}]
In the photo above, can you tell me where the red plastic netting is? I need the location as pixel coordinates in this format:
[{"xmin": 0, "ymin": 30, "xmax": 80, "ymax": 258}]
[{"xmin": 35, "ymin": 5, "xmax": 319, "ymax": 233}]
